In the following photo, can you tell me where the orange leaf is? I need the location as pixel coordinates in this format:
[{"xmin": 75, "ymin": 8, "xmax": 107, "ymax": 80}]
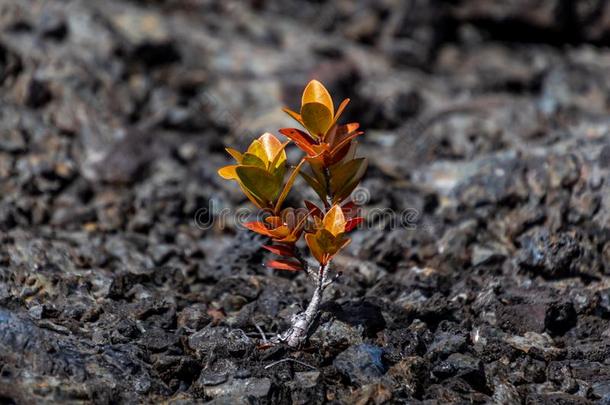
[
  {"xmin": 266, "ymin": 259, "xmax": 303, "ymax": 271},
  {"xmin": 262, "ymin": 244, "xmax": 295, "ymax": 257},
  {"xmin": 305, "ymin": 233, "xmax": 326, "ymax": 265},
  {"xmin": 323, "ymin": 205, "xmax": 346, "ymax": 236},
  {"xmin": 244, "ymin": 221, "xmax": 274, "ymax": 237},
  {"xmin": 302, "ymin": 80, "xmax": 334, "ymax": 116},
  {"xmin": 335, "ymin": 123, "xmax": 360, "ymax": 142},
  {"xmin": 218, "ymin": 165, "xmax": 238, "ymax": 180},
  {"xmin": 265, "ymin": 216, "xmax": 283, "ymax": 228},
  {"xmin": 225, "ymin": 147, "xmax": 243, "ymax": 163},
  {"xmin": 282, "ymin": 107, "xmax": 302, "ymax": 124},
  {"xmin": 331, "ymin": 98, "xmax": 350, "ymax": 126}
]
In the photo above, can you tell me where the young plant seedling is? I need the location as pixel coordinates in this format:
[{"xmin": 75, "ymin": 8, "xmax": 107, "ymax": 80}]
[{"xmin": 218, "ymin": 80, "xmax": 367, "ymax": 347}]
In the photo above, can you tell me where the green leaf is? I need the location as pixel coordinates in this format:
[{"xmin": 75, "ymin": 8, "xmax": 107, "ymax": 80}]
[
  {"xmin": 242, "ymin": 153, "xmax": 266, "ymax": 168},
  {"xmin": 236, "ymin": 166, "xmax": 282, "ymax": 206},
  {"xmin": 332, "ymin": 158, "xmax": 368, "ymax": 203},
  {"xmin": 330, "ymin": 158, "xmax": 366, "ymax": 192},
  {"xmin": 301, "ymin": 102, "xmax": 333, "ymax": 138},
  {"xmin": 300, "ymin": 170, "xmax": 327, "ymax": 202},
  {"xmin": 309, "ymin": 160, "xmax": 327, "ymax": 189}
]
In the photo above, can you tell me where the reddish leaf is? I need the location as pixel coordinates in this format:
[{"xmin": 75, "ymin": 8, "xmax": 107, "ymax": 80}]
[
  {"xmin": 330, "ymin": 130, "xmax": 363, "ymax": 157},
  {"xmin": 345, "ymin": 217, "xmax": 364, "ymax": 232},
  {"xmin": 304, "ymin": 200, "xmax": 322, "ymax": 217},
  {"xmin": 342, "ymin": 201, "xmax": 360, "ymax": 219},
  {"xmin": 262, "ymin": 244, "xmax": 295, "ymax": 257},
  {"xmin": 279, "ymin": 128, "xmax": 317, "ymax": 155},
  {"xmin": 266, "ymin": 259, "xmax": 303, "ymax": 271}
]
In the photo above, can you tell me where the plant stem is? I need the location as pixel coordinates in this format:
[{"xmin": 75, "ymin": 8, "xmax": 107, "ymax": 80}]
[
  {"xmin": 323, "ymin": 166, "xmax": 333, "ymax": 206},
  {"xmin": 279, "ymin": 263, "xmax": 327, "ymax": 347}
]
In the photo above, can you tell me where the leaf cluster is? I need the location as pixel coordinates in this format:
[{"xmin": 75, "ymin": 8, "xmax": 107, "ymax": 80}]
[{"xmin": 218, "ymin": 80, "xmax": 367, "ymax": 270}]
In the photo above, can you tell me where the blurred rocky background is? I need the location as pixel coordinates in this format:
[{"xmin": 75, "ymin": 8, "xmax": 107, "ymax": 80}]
[{"xmin": 1, "ymin": 0, "xmax": 610, "ymax": 403}]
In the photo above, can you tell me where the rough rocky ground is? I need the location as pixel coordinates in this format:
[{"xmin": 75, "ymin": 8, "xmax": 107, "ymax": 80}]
[{"xmin": 1, "ymin": 0, "xmax": 610, "ymax": 403}]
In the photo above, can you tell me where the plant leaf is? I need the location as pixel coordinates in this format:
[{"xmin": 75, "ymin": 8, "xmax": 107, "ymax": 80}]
[
  {"xmin": 301, "ymin": 102, "xmax": 333, "ymax": 138},
  {"xmin": 304, "ymin": 200, "xmax": 322, "ymax": 218},
  {"xmin": 300, "ymin": 170, "xmax": 327, "ymax": 202},
  {"xmin": 345, "ymin": 217, "xmax": 364, "ymax": 232},
  {"xmin": 265, "ymin": 216, "xmax": 283, "ymax": 228},
  {"xmin": 278, "ymin": 128, "xmax": 317, "ymax": 155},
  {"xmin": 330, "ymin": 158, "xmax": 367, "ymax": 198},
  {"xmin": 225, "ymin": 147, "xmax": 243, "ymax": 163},
  {"xmin": 218, "ymin": 165, "xmax": 238, "ymax": 180},
  {"xmin": 244, "ymin": 221, "xmax": 274, "ymax": 237},
  {"xmin": 266, "ymin": 259, "xmax": 303, "ymax": 271},
  {"xmin": 309, "ymin": 160, "xmax": 328, "ymax": 188},
  {"xmin": 305, "ymin": 233, "xmax": 326, "ymax": 264},
  {"xmin": 331, "ymin": 98, "xmax": 350, "ymax": 126},
  {"xmin": 237, "ymin": 183, "xmax": 267, "ymax": 209},
  {"xmin": 334, "ymin": 159, "xmax": 367, "ymax": 203},
  {"xmin": 315, "ymin": 229, "xmax": 339, "ymax": 253},
  {"xmin": 282, "ymin": 107, "xmax": 302, "ymax": 124},
  {"xmin": 274, "ymin": 159, "xmax": 305, "ymax": 214},
  {"xmin": 262, "ymin": 244, "xmax": 295, "ymax": 257},
  {"xmin": 246, "ymin": 139, "xmax": 268, "ymax": 165},
  {"xmin": 263, "ymin": 245, "xmax": 294, "ymax": 257},
  {"xmin": 330, "ymin": 130, "xmax": 362, "ymax": 156},
  {"xmin": 335, "ymin": 123, "xmax": 360, "ymax": 141},
  {"xmin": 259, "ymin": 133, "xmax": 286, "ymax": 168},
  {"xmin": 236, "ymin": 166, "xmax": 282, "ymax": 205},
  {"xmin": 302, "ymin": 80, "xmax": 334, "ymax": 116},
  {"xmin": 323, "ymin": 205, "xmax": 346, "ymax": 236},
  {"xmin": 241, "ymin": 153, "xmax": 266, "ymax": 168},
  {"xmin": 269, "ymin": 141, "xmax": 289, "ymax": 171}
]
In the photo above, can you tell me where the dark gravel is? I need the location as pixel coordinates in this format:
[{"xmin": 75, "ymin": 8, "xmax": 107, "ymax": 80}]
[{"xmin": 1, "ymin": 0, "xmax": 610, "ymax": 403}]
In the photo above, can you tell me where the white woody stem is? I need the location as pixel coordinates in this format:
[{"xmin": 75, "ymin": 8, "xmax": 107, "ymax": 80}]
[{"xmin": 280, "ymin": 263, "xmax": 328, "ymax": 347}]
